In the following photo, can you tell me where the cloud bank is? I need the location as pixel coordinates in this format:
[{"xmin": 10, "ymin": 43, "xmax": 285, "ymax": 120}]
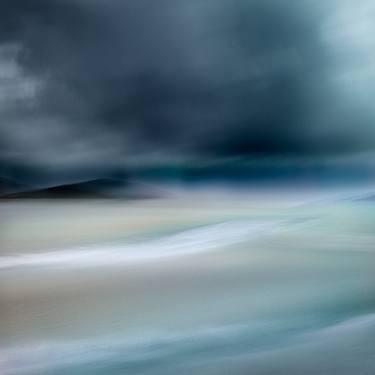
[{"xmin": 0, "ymin": 0, "xmax": 374, "ymax": 180}]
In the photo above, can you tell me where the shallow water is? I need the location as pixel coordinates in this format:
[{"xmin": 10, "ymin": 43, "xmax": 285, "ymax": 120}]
[{"xmin": 1, "ymin": 199, "xmax": 375, "ymax": 374}]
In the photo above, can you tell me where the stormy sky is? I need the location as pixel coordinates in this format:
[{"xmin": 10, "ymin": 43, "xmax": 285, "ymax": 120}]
[{"xmin": 0, "ymin": 0, "xmax": 375, "ymax": 184}]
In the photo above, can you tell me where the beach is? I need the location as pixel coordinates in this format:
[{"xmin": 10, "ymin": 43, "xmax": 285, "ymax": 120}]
[{"xmin": 1, "ymin": 197, "xmax": 375, "ymax": 374}]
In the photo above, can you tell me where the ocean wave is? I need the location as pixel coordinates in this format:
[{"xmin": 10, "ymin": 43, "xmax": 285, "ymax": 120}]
[
  {"xmin": 301, "ymin": 312, "xmax": 375, "ymax": 341},
  {"xmin": 0, "ymin": 219, "xmax": 295, "ymax": 270},
  {"xmin": 0, "ymin": 325, "xmax": 246, "ymax": 374},
  {"xmin": 2, "ymin": 313, "xmax": 375, "ymax": 375}
]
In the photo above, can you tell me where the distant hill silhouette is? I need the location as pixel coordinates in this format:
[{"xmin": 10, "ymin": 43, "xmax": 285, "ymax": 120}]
[
  {"xmin": 0, "ymin": 178, "xmax": 164, "ymax": 200},
  {"xmin": 0, "ymin": 177, "xmax": 29, "ymax": 195}
]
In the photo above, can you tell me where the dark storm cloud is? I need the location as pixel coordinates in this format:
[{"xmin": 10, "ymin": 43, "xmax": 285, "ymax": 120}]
[{"xmin": 0, "ymin": 0, "xmax": 375, "ymax": 174}]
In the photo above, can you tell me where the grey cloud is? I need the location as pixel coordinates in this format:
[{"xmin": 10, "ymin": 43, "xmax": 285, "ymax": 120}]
[{"xmin": 0, "ymin": 0, "xmax": 374, "ymax": 177}]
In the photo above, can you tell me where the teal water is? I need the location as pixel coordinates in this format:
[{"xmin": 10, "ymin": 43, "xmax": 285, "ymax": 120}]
[{"xmin": 1, "ymin": 201, "xmax": 375, "ymax": 374}]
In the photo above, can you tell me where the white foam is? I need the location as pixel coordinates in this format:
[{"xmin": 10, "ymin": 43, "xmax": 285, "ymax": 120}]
[{"xmin": 0, "ymin": 220, "xmax": 288, "ymax": 270}]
